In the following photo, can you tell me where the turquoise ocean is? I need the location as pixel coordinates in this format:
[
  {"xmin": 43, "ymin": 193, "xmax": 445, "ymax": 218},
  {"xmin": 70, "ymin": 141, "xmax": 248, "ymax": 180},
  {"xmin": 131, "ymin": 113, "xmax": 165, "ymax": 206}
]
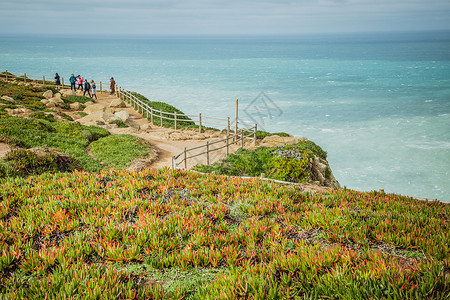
[{"xmin": 1, "ymin": 31, "xmax": 449, "ymax": 202}]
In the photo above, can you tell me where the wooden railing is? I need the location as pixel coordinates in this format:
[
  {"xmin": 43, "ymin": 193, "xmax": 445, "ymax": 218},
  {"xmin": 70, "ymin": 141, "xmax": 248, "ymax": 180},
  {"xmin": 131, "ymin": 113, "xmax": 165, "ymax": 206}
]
[
  {"xmin": 172, "ymin": 125, "xmax": 257, "ymax": 169},
  {"xmin": 117, "ymin": 88, "xmax": 235, "ymax": 133},
  {"xmin": 0, "ymin": 70, "xmax": 111, "ymax": 93}
]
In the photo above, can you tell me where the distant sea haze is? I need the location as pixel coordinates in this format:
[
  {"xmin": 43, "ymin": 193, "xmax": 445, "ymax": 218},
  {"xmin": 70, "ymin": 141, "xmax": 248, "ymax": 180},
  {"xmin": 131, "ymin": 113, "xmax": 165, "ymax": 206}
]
[{"xmin": 1, "ymin": 31, "xmax": 449, "ymax": 201}]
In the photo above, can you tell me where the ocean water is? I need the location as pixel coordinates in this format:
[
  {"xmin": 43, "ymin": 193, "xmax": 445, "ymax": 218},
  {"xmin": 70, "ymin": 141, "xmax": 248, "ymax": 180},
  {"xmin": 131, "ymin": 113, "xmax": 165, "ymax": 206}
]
[{"xmin": 1, "ymin": 32, "xmax": 449, "ymax": 202}]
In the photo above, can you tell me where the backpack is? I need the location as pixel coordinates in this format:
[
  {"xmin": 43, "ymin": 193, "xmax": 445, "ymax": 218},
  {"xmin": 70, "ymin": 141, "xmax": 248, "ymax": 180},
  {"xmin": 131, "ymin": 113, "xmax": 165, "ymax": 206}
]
[
  {"xmin": 91, "ymin": 83, "xmax": 96, "ymax": 89},
  {"xmin": 85, "ymin": 82, "xmax": 91, "ymax": 90}
]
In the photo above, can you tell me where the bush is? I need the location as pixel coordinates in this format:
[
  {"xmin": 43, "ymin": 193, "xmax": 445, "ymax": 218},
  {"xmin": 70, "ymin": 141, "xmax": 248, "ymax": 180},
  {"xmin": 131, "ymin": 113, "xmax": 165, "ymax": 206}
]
[
  {"xmin": 29, "ymin": 111, "xmax": 55, "ymax": 122},
  {"xmin": 194, "ymin": 141, "xmax": 327, "ymax": 183},
  {"xmin": 62, "ymin": 95, "xmax": 92, "ymax": 104},
  {"xmin": 1, "ymin": 148, "xmax": 81, "ymax": 177},
  {"xmin": 256, "ymin": 130, "xmax": 290, "ymax": 139}
]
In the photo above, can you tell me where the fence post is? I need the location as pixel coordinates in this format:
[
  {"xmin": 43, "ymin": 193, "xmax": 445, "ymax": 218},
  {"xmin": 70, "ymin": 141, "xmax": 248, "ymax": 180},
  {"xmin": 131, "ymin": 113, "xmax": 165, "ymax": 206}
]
[
  {"xmin": 235, "ymin": 99, "xmax": 238, "ymax": 134},
  {"xmin": 160, "ymin": 110, "xmax": 163, "ymax": 127},
  {"xmin": 227, "ymin": 117, "xmax": 230, "ymax": 137},
  {"xmin": 241, "ymin": 130, "xmax": 244, "ymax": 148},
  {"xmin": 24, "ymin": 73, "xmax": 26, "ymax": 83},
  {"xmin": 174, "ymin": 112, "xmax": 177, "ymax": 130},
  {"xmin": 206, "ymin": 141, "xmax": 210, "ymax": 165},
  {"xmin": 5, "ymin": 70, "xmax": 7, "ymax": 81},
  {"xmin": 184, "ymin": 148, "xmax": 187, "ymax": 169},
  {"xmin": 199, "ymin": 113, "xmax": 202, "ymax": 133},
  {"xmin": 226, "ymin": 135, "xmax": 229, "ymax": 155},
  {"xmin": 150, "ymin": 107, "xmax": 154, "ymax": 124},
  {"xmin": 43, "ymin": 76, "xmax": 45, "ymax": 85},
  {"xmin": 253, "ymin": 124, "xmax": 257, "ymax": 144},
  {"xmin": 100, "ymin": 82, "xmax": 102, "ymax": 92},
  {"xmin": 62, "ymin": 77, "xmax": 64, "ymax": 87}
]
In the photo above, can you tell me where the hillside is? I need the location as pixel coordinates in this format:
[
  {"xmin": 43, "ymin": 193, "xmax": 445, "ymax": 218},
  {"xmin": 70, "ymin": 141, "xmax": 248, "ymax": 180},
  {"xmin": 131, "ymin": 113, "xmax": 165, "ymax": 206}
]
[
  {"xmin": 0, "ymin": 168, "xmax": 449, "ymax": 298},
  {"xmin": 0, "ymin": 73, "xmax": 449, "ymax": 298}
]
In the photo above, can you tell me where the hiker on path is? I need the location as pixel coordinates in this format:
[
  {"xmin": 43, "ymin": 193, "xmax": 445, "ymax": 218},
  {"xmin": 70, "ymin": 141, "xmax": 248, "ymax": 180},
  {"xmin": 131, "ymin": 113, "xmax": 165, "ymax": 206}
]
[
  {"xmin": 69, "ymin": 74, "xmax": 76, "ymax": 91},
  {"xmin": 83, "ymin": 79, "xmax": 91, "ymax": 98},
  {"xmin": 91, "ymin": 80, "xmax": 97, "ymax": 100},
  {"xmin": 77, "ymin": 75, "xmax": 83, "ymax": 90},
  {"xmin": 110, "ymin": 77, "xmax": 116, "ymax": 96},
  {"xmin": 54, "ymin": 73, "xmax": 60, "ymax": 89}
]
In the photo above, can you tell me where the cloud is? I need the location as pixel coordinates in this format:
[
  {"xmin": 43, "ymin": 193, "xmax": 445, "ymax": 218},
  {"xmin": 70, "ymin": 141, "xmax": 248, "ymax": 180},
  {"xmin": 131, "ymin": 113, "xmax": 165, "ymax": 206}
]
[{"xmin": 0, "ymin": 0, "xmax": 449, "ymax": 35}]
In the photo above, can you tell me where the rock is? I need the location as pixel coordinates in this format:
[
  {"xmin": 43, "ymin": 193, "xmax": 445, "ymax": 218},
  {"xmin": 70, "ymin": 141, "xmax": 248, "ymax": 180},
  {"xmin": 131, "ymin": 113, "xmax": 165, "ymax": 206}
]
[
  {"xmin": 61, "ymin": 89, "xmax": 75, "ymax": 97},
  {"xmin": 1, "ymin": 95, "xmax": 15, "ymax": 102},
  {"xmin": 76, "ymin": 111, "xmax": 115, "ymax": 126},
  {"xmin": 84, "ymin": 101, "xmax": 94, "ymax": 106},
  {"xmin": 83, "ymin": 103, "xmax": 106, "ymax": 114},
  {"xmin": 114, "ymin": 110, "xmax": 130, "ymax": 122},
  {"xmin": 109, "ymin": 98, "xmax": 126, "ymax": 108},
  {"xmin": 45, "ymin": 102, "xmax": 56, "ymax": 108},
  {"xmin": 141, "ymin": 123, "xmax": 152, "ymax": 131},
  {"xmin": 41, "ymin": 99, "xmax": 49, "ymax": 105},
  {"xmin": 43, "ymin": 90, "xmax": 53, "ymax": 99},
  {"xmin": 54, "ymin": 93, "xmax": 62, "ymax": 99},
  {"xmin": 260, "ymin": 135, "xmax": 306, "ymax": 147},
  {"xmin": 48, "ymin": 97, "xmax": 65, "ymax": 107},
  {"xmin": 69, "ymin": 102, "xmax": 82, "ymax": 111},
  {"xmin": 311, "ymin": 156, "xmax": 341, "ymax": 190},
  {"xmin": 125, "ymin": 119, "xmax": 141, "ymax": 130}
]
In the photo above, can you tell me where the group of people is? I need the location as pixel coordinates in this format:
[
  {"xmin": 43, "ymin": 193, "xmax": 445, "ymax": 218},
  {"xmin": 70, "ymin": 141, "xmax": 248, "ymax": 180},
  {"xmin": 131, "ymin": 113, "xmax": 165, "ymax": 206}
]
[
  {"xmin": 54, "ymin": 73, "xmax": 117, "ymax": 100},
  {"xmin": 68, "ymin": 74, "xmax": 98, "ymax": 100}
]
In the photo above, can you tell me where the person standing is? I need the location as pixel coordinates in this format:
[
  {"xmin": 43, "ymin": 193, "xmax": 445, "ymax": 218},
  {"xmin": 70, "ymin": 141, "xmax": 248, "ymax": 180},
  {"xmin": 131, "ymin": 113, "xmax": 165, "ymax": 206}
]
[
  {"xmin": 77, "ymin": 75, "xmax": 83, "ymax": 90},
  {"xmin": 110, "ymin": 77, "xmax": 116, "ymax": 96},
  {"xmin": 83, "ymin": 79, "xmax": 91, "ymax": 98},
  {"xmin": 90, "ymin": 80, "xmax": 97, "ymax": 101},
  {"xmin": 69, "ymin": 74, "xmax": 76, "ymax": 91},
  {"xmin": 54, "ymin": 73, "xmax": 61, "ymax": 89}
]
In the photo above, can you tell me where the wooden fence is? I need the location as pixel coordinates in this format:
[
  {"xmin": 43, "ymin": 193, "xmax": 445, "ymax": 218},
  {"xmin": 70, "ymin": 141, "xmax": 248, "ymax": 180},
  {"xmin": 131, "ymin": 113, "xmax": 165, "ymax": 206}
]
[
  {"xmin": 172, "ymin": 125, "xmax": 257, "ymax": 169},
  {"xmin": 0, "ymin": 70, "xmax": 111, "ymax": 93}
]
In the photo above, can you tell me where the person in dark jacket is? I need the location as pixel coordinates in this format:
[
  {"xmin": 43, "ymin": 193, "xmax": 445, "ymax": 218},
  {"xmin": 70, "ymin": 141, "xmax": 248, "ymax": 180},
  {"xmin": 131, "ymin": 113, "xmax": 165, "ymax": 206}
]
[
  {"xmin": 54, "ymin": 73, "xmax": 61, "ymax": 89},
  {"xmin": 69, "ymin": 74, "xmax": 76, "ymax": 91},
  {"xmin": 110, "ymin": 77, "xmax": 116, "ymax": 96},
  {"xmin": 83, "ymin": 79, "xmax": 91, "ymax": 98}
]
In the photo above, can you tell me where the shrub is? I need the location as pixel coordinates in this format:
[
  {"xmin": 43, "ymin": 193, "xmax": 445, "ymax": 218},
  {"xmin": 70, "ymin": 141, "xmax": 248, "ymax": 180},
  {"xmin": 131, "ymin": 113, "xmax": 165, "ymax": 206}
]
[
  {"xmin": 2, "ymin": 148, "xmax": 81, "ymax": 177},
  {"xmin": 29, "ymin": 112, "xmax": 55, "ymax": 122}
]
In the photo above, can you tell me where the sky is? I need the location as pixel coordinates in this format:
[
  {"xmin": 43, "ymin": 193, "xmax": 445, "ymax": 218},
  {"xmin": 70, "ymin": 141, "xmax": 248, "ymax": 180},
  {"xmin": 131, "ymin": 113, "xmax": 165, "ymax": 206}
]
[{"xmin": 0, "ymin": 0, "xmax": 449, "ymax": 35}]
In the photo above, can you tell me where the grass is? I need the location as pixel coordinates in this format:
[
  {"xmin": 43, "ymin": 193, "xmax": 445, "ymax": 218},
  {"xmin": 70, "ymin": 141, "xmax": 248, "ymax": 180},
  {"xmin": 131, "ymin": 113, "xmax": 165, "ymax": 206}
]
[
  {"xmin": 89, "ymin": 135, "xmax": 153, "ymax": 169},
  {"xmin": 0, "ymin": 168, "xmax": 448, "ymax": 298},
  {"xmin": 193, "ymin": 140, "xmax": 328, "ymax": 183}
]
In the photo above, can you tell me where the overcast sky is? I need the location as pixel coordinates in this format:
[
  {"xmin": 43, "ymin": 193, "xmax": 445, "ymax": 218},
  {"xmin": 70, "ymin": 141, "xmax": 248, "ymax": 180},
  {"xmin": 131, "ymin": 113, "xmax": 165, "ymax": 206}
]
[{"xmin": 1, "ymin": 0, "xmax": 449, "ymax": 35}]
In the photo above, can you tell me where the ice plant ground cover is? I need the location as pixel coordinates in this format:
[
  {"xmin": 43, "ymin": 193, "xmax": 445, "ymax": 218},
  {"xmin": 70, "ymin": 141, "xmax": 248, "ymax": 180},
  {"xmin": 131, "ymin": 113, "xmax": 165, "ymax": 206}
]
[{"xmin": 0, "ymin": 168, "xmax": 448, "ymax": 298}]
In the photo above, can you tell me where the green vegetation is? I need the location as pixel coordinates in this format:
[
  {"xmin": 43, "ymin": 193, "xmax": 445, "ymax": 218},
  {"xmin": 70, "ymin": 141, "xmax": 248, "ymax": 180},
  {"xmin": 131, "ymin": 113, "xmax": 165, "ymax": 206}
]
[
  {"xmin": 89, "ymin": 135, "xmax": 153, "ymax": 169},
  {"xmin": 194, "ymin": 140, "xmax": 327, "ymax": 183},
  {"xmin": 0, "ymin": 148, "xmax": 81, "ymax": 178},
  {"xmin": 256, "ymin": 130, "xmax": 291, "ymax": 139},
  {"xmin": 0, "ymin": 116, "xmax": 108, "ymax": 172},
  {"xmin": 130, "ymin": 93, "xmax": 197, "ymax": 130},
  {"xmin": 0, "ymin": 168, "xmax": 448, "ymax": 298},
  {"xmin": 61, "ymin": 95, "xmax": 92, "ymax": 104}
]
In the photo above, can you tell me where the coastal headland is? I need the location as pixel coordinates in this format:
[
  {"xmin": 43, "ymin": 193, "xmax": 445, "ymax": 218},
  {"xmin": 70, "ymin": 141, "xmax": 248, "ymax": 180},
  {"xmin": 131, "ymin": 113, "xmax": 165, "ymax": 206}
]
[{"xmin": 0, "ymin": 73, "xmax": 448, "ymax": 298}]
